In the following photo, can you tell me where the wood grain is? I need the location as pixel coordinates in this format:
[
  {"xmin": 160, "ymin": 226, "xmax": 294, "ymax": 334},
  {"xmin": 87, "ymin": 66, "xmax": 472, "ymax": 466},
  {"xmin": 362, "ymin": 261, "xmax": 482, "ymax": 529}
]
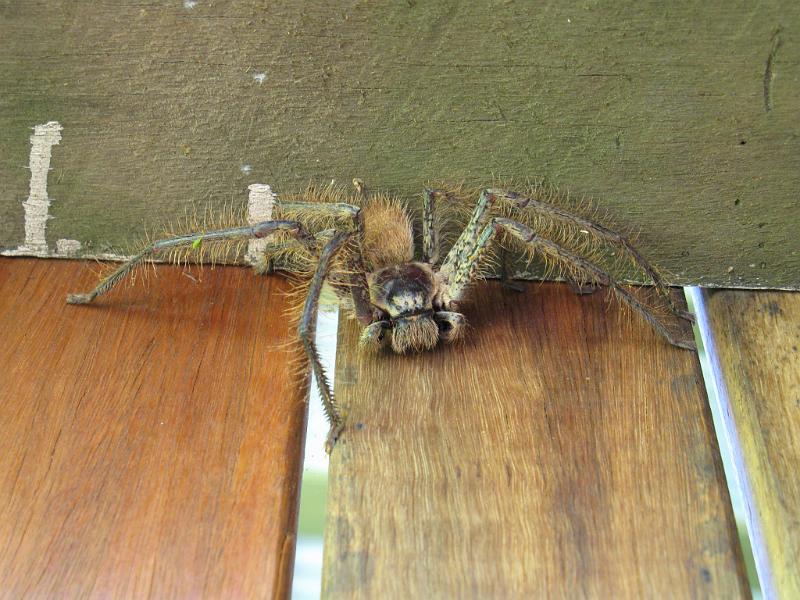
[
  {"xmin": 323, "ymin": 282, "xmax": 749, "ymax": 599},
  {"xmin": 0, "ymin": 258, "xmax": 309, "ymax": 599},
  {"xmin": 1, "ymin": 2, "xmax": 799, "ymax": 287},
  {"xmin": 695, "ymin": 289, "xmax": 800, "ymax": 600}
]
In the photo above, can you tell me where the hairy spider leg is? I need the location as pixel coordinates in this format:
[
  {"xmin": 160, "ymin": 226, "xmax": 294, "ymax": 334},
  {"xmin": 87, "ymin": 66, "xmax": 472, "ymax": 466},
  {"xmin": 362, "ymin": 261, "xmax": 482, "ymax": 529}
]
[
  {"xmin": 429, "ymin": 187, "xmax": 519, "ymax": 290},
  {"xmin": 487, "ymin": 189, "xmax": 694, "ymax": 323},
  {"xmin": 65, "ymin": 221, "xmax": 315, "ymax": 305},
  {"xmin": 422, "ymin": 188, "xmax": 441, "ymax": 264},
  {"xmin": 297, "ymin": 232, "xmax": 354, "ymax": 453},
  {"xmin": 277, "ymin": 199, "xmax": 373, "ymax": 325},
  {"xmin": 450, "ymin": 215, "xmax": 696, "ymax": 350},
  {"xmin": 278, "ymin": 200, "xmax": 362, "ymax": 222},
  {"xmin": 359, "ymin": 319, "xmax": 392, "ymax": 348},
  {"xmin": 439, "ymin": 189, "xmax": 497, "ymax": 282},
  {"xmin": 258, "ymin": 201, "xmax": 363, "ymax": 275}
]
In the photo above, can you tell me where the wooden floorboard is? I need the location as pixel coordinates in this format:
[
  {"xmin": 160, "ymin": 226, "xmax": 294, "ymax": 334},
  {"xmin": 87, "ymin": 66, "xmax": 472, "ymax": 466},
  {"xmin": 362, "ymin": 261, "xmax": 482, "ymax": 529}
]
[
  {"xmin": 0, "ymin": 258, "xmax": 309, "ymax": 599},
  {"xmin": 696, "ymin": 289, "xmax": 800, "ymax": 600},
  {"xmin": 324, "ymin": 282, "xmax": 750, "ymax": 599}
]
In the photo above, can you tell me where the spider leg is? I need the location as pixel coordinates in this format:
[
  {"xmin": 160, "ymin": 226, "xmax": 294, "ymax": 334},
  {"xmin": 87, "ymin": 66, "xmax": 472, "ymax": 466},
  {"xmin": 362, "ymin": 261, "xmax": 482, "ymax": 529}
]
[
  {"xmin": 488, "ymin": 189, "xmax": 694, "ymax": 322},
  {"xmin": 66, "ymin": 221, "xmax": 315, "ymax": 305},
  {"xmin": 297, "ymin": 232, "xmax": 354, "ymax": 453},
  {"xmin": 422, "ymin": 188, "xmax": 442, "ymax": 264},
  {"xmin": 278, "ymin": 200, "xmax": 361, "ymax": 222},
  {"xmin": 252, "ymin": 240, "xmax": 310, "ymax": 275},
  {"xmin": 440, "ymin": 189, "xmax": 497, "ymax": 279},
  {"xmin": 435, "ymin": 187, "xmax": 515, "ymax": 290},
  {"xmin": 447, "ymin": 216, "xmax": 696, "ymax": 351},
  {"xmin": 359, "ymin": 319, "xmax": 391, "ymax": 349},
  {"xmin": 278, "ymin": 199, "xmax": 373, "ymax": 325}
]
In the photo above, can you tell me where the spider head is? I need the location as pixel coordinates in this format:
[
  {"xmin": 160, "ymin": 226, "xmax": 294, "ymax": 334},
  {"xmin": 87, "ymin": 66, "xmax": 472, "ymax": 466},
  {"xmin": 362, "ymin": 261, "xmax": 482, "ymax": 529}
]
[{"xmin": 363, "ymin": 262, "xmax": 466, "ymax": 353}]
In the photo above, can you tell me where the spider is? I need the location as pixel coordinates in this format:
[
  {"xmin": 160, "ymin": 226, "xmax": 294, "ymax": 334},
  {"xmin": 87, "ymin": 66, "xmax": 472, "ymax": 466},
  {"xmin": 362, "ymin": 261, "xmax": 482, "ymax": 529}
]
[{"xmin": 67, "ymin": 181, "xmax": 696, "ymax": 451}]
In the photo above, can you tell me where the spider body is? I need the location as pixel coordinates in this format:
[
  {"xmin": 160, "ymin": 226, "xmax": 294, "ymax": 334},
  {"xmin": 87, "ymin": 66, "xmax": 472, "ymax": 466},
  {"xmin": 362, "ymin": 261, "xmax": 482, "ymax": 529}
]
[{"xmin": 67, "ymin": 182, "xmax": 695, "ymax": 451}]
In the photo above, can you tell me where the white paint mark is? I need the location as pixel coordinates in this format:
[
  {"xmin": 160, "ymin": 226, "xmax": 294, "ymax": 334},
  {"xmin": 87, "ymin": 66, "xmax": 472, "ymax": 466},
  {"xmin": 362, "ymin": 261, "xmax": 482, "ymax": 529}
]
[
  {"xmin": 0, "ymin": 120, "xmax": 141, "ymax": 261},
  {"xmin": 183, "ymin": 0, "xmax": 198, "ymax": 8},
  {"xmin": 8, "ymin": 121, "xmax": 62, "ymax": 256},
  {"xmin": 56, "ymin": 238, "xmax": 82, "ymax": 256},
  {"xmin": 90, "ymin": 252, "xmax": 135, "ymax": 261},
  {"xmin": 240, "ymin": 164, "xmax": 253, "ymax": 174},
  {"xmin": 253, "ymin": 72, "xmax": 266, "ymax": 85},
  {"xmin": 245, "ymin": 183, "xmax": 276, "ymax": 265}
]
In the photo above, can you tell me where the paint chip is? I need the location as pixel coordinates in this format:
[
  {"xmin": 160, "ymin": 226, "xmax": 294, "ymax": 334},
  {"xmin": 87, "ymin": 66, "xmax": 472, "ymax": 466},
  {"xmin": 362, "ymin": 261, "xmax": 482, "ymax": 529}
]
[
  {"xmin": 245, "ymin": 183, "xmax": 276, "ymax": 266},
  {"xmin": 240, "ymin": 164, "xmax": 253, "ymax": 174},
  {"xmin": 56, "ymin": 239, "xmax": 82, "ymax": 256},
  {"xmin": 183, "ymin": 0, "xmax": 198, "ymax": 8},
  {"xmin": 10, "ymin": 121, "xmax": 63, "ymax": 256},
  {"xmin": 253, "ymin": 72, "xmax": 267, "ymax": 84}
]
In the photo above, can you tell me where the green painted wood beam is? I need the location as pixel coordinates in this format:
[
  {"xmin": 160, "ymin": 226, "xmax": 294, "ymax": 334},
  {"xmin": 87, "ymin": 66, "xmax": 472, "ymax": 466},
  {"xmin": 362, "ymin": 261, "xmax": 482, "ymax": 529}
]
[{"xmin": 1, "ymin": 1, "xmax": 798, "ymax": 288}]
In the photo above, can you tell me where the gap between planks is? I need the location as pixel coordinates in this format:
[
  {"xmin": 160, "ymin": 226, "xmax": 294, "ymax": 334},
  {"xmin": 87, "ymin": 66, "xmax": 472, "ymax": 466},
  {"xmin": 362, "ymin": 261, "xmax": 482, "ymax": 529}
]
[{"xmin": 693, "ymin": 288, "xmax": 800, "ymax": 600}]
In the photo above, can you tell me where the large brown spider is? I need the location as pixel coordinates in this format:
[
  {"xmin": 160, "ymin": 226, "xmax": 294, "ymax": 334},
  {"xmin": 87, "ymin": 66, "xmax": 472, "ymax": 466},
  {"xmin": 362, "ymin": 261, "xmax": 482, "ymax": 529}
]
[{"xmin": 67, "ymin": 181, "xmax": 695, "ymax": 450}]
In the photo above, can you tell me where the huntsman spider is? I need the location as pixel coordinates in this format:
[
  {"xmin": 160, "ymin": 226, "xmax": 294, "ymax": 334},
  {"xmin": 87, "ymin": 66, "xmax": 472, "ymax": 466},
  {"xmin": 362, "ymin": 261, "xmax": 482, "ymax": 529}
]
[{"xmin": 68, "ymin": 181, "xmax": 695, "ymax": 450}]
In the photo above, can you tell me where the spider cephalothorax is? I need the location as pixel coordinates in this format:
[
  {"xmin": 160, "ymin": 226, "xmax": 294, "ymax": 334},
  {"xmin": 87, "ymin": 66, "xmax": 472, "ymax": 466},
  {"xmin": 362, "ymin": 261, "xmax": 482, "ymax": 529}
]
[
  {"xmin": 362, "ymin": 262, "xmax": 464, "ymax": 353},
  {"xmin": 67, "ymin": 181, "xmax": 695, "ymax": 451}
]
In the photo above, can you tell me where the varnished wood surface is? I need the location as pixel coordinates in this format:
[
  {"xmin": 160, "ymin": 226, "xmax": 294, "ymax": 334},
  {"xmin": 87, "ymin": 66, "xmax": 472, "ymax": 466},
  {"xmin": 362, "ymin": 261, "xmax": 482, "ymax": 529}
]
[
  {"xmin": 696, "ymin": 289, "xmax": 800, "ymax": 600},
  {"xmin": 324, "ymin": 282, "xmax": 749, "ymax": 599},
  {"xmin": 2, "ymin": 2, "xmax": 799, "ymax": 287},
  {"xmin": 0, "ymin": 258, "xmax": 309, "ymax": 599}
]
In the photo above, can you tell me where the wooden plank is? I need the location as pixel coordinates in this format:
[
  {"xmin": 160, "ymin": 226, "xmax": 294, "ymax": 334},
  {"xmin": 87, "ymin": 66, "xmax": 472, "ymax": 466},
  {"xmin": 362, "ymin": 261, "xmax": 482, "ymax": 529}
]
[
  {"xmin": 1, "ymin": 2, "xmax": 799, "ymax": 288},
  {"xmin": 0, "ymin": 258, "xmax": 309, "ymax": 599},
  {"xmin": 323, "ymin": 282, "xmax": 750, "ymax": 599},
  {"xmin": 694, "ymin": 289, "xmax": 800, "ymax": 600}
]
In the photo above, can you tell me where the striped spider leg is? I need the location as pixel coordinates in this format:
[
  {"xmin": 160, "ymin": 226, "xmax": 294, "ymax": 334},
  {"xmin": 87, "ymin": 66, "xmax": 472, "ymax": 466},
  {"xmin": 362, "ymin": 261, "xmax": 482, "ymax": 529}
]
[
  {"xmin": 66, "ymin": 221, "xmax": 316, "ymax": 305},
  {"xmin": 66, "ymin": 215, "xmax": 372, "ymax": 452},
  {"xmin": 435, "ymin": 189, "xmax": 696, "ymax": 351}
]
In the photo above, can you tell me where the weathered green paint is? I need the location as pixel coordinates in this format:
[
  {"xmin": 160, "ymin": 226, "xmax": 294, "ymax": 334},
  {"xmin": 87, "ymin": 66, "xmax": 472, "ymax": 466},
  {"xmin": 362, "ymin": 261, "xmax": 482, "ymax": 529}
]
[{"xmin": 1, "ymin": 1, "xmax": 799, "ymax": 287}]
